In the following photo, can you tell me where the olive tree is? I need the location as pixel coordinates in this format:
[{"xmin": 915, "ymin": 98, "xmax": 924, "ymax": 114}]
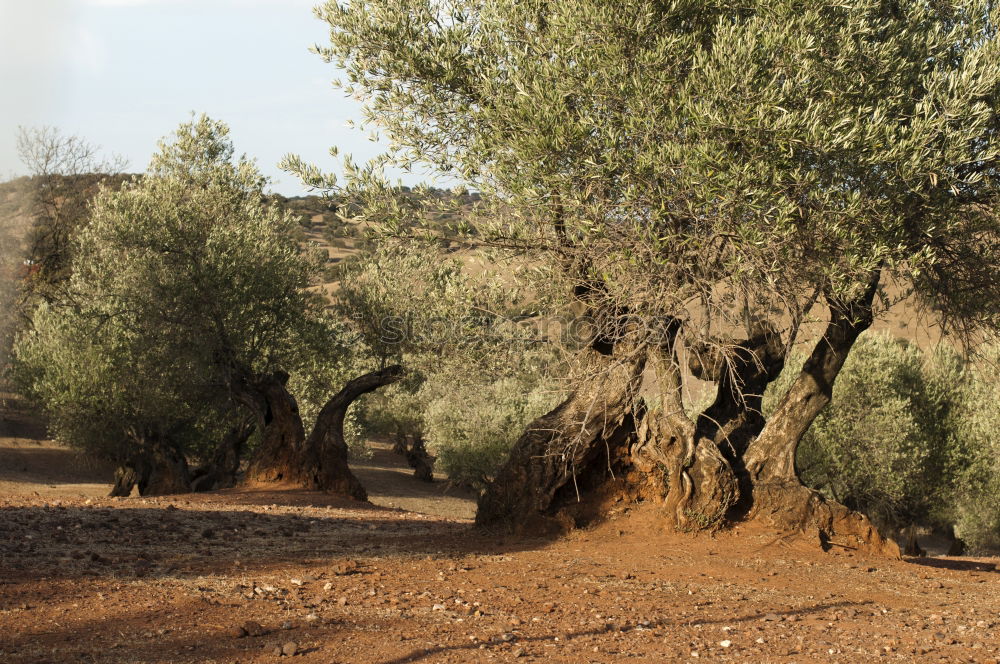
[
  {"xmin": 338, "ymin": 242, "xmax": 565, "ymax": 484},
  {"xmin": 304, "ymin": 0, "xmax": 1000, "ymax": 549},
  {"xmin": 15, "ymin": 116, "xmax": 401, "ymax": 496}
]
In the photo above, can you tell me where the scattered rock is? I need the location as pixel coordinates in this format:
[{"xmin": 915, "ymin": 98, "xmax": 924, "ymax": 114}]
[
  {"xmin": 242, "ymin": 620, "xmax": 266, "ymax": 637},
  {"xmin": 334, "ymin": 560, "xmax": 360, "ymax": 576},
  {"xmin": 281, "ymin": 641, "xmax": 299, "ymax": 657}
]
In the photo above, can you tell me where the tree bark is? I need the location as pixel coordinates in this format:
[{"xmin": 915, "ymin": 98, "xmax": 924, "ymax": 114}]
[
  {"xmin": 633, "ymin": 344, "xmax": 739, "ymax": 530},
  {"xmin": 476, "ymin": 346, "xmax": 647, "ymax": 530},
  {"xmin": 405, "ymin": 435, "xmax": 435, "ymax": 482},
  {"xmin": 109, "ymin": 464, "xmax": 140, "ymax": 497},
  {"xmin": 242, "ymin": 366, "xmax": 404, "ymax": 498},
  {"xmin": 478, "ymin": 274, "xmax": 898, "ymax": 555},
  {"xmin": 739, "ymin": 274, "xmax": 899, "ymax": 555},
  {"xmin": 744, "ymin": 277, "xmax": 879, "ymax": 483},
  {"xmin": 299, "ymin": 365, "xmax": 405, "ymax": 498},
  {"xmin": 240, "ymin": 371, "xmax": 306, "ymax": 485},
  {"xmin": 108, "ymin": 434, "xmax": 192, "ymax": 497},
  {"xmin": 191, "ymin": 418, "xmax": 254, "ymax": 492}
]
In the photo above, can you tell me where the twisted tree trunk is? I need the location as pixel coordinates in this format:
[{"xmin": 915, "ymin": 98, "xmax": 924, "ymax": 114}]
[
  {"xmin": 742, "ymin": 276, "xmax": 899, "ymax": 555},
  {"xmin": 108, "ymin": 433, "xmax": 192, "ymax": 497},
  {"xmin": 191, "ymin": 418, "xmax": 254, "ymax": 492},
  {"xmin": 478, "ymin": 275, "xmax": 898, "ymax": 555},
  {"xmin": 476, "ymin": 345, "xmax": 646, "ymax": 529},
  {"xmin": 242, "ymin": 365, "xmax": 404, "ymax": 498}
]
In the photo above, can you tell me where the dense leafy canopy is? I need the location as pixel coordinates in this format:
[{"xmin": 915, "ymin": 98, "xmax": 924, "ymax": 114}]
[
  {"xmin": 313, "ymin": 0, "xmax": 1000, "ymax": 347},
  {"xmin": 15, "ymin": 116, "xmax": 345, "ymax": 460}
]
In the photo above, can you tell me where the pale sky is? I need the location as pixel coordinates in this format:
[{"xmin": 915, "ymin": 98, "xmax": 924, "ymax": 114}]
[{"xmin": 0, "ymin": 0, "xmax": 412, "ymax": 194}]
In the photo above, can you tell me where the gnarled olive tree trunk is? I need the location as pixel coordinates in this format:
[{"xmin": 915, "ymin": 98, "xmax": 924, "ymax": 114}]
[
  {"xmin": 476, "ymin": 344, "xmax": 647, "ymax": 529},
  {"xmin": 742, "ymin": 277, "xmax": 899, "ymax": 555},
  {"xmin": 478, "ymin": 275, "xmax": 898, "ymax": 555},
  {"xmin": 109, "ymin": 432, "xmax": 192, "ymax": 497},
  {"xmin": 190, "ymin": 418, "xmax": 255, "ymax": 492},
  {"xmin": 241, "ymin": 365, "xmax": 403, "ymax": 499}
]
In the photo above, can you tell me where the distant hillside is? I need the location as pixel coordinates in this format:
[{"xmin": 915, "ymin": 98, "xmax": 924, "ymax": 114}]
[{"xmin": 0, "ymin": 174, "xmax": 946, "ymax": 353}]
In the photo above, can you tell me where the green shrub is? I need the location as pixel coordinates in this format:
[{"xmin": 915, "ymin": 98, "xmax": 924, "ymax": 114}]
[
  {"xmin": 358, "ymin": 354, "xmax": 563, "ymax": 491},
  {"xmin": 359, "ymin": 372, "xmax": 428, "ymax": 442},
  {"xmin": 946, "ymin": 349, "xmax": 1000, "ymax": 552},
  {"xmin": 762, "ymin": 333, "xmax": 1000, "ymax": 552},
  {"xmin": 423, "ymin": 375, "xmax": 562, "ymax": 491}
]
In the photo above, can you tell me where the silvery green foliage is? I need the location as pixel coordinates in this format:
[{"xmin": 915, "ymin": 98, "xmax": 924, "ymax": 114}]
[
  {"xmin": 340, "ymin": 242, "xmax": 565, "ymax": 484},
  {"xmin": 14, "ymin": 115, "xmax": 345, "ymax": 461},
  {"xmin": 947, "ymin": 347, "xmax": 1000, "ymax": 552},
  {"xmin": 13, "ymin": 300, "xmax": 203, "ymax": 459},
  {"xmin": 305, "ymin": 0, "xmax": 1000, "ymax": 348},
  {"xmin": 422, "ymin": 370, "xmax": 563, "ymax": 491},
  {"xmin": 0, "ymin": 183, "xmax": 29, "ymax": 374},
  {"xmin": 338, "ymin": 243, "xmax": 547, "ymax": 367},
  {"xmin": 770, "ymin": 335, "xmax": 952, "ymax": 528}
]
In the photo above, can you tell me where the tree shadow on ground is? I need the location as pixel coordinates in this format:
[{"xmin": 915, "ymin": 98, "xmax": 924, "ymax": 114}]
[
  {"xmin": 0, "ymin": 498, "xmax": 546, "ymax": 586},
  {"xmin": 0, "ymin": 582, "xmax": 879, "ymax": 664},
  {"xmin": 904, "ymin": 557, "xmax": 999, "ymax": 574},
  {"xmin": 378, "ymin": 599, "xmax": 875, "ymax": 664}
]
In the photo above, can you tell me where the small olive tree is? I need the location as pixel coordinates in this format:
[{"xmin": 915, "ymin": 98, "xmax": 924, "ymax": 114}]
[
  {"xmin": 338, "ymin": 242, "xmax": 565, "ymax": 485},
  {"xmin": 15, "ymin": 116, "xmax": 400, "ymax": 496}
]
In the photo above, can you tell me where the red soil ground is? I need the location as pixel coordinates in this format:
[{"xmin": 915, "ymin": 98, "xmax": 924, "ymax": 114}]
[{"xmin": 1, "ymin": 395, "xmax": 998, "ymax": 663}]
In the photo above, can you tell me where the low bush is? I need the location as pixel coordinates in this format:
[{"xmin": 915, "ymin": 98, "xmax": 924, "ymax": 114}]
[{"xmin": 422, "ymin": 374, "xmax": 562, "ymax": 491}]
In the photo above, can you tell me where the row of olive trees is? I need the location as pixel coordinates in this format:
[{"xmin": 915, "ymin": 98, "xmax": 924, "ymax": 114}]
[
  {"xmin": 11, "ymin": 0, "xmax": 1000, "ymax": 557},
  {"xmin": 10, "ymin": 116, "xmax": 560, "ymax": 499}
]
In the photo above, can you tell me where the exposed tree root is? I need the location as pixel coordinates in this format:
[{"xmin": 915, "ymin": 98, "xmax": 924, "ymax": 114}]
[{"xmin": 749, "ymin": 481, "xmax": 900, "ymax": 557}]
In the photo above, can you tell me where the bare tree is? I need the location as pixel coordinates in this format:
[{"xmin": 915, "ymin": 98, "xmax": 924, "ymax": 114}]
[{"xmin": 15, "ymin": 126, "xmax": 127, "ymax": 301}]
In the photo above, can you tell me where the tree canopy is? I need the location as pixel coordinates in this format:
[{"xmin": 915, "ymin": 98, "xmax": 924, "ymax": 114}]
[
  {"xmin": 15, "ymin": 116, "xmax": 362, "ymax": 495},
  {"xmin": 308, "ymin": 0, "xmax": 1000, "ymax": 546},
  {"xmin": 317, "ymin": 0, "xmax": 1000, "ymax": 342}
]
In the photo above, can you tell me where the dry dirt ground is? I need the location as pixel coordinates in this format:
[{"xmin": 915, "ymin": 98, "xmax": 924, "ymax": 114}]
[{"xmin": 2, "ymin": 401, "xmax": 1000, "ymax": 663}]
